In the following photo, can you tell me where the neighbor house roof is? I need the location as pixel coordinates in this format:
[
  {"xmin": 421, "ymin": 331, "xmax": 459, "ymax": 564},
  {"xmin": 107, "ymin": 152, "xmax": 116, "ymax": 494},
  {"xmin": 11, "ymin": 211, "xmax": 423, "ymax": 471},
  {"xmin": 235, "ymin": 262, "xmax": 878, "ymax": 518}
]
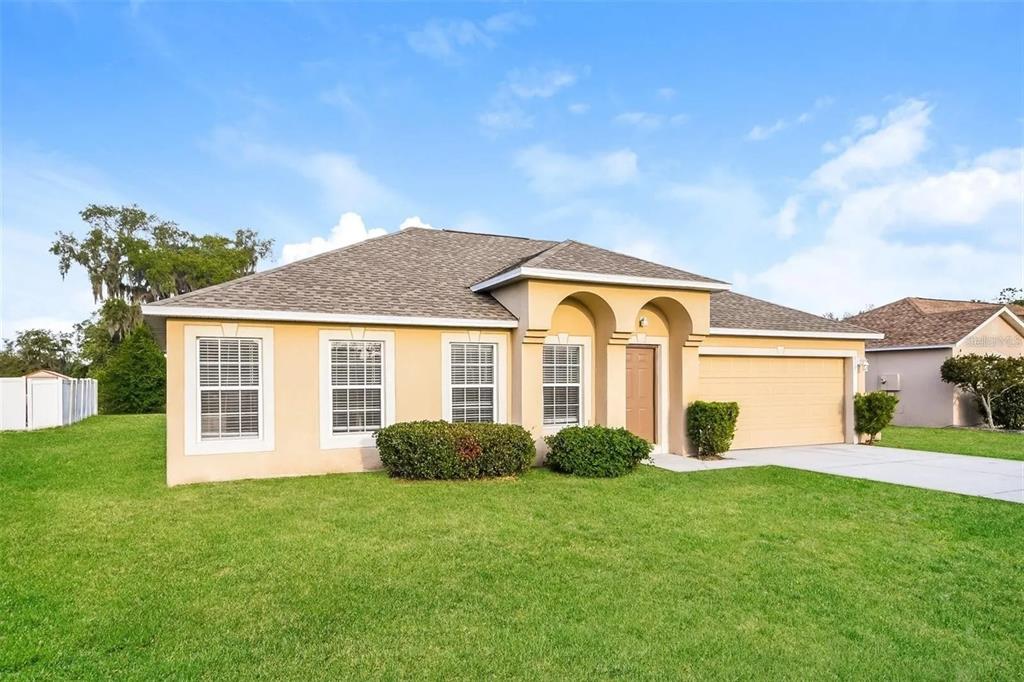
[
  {"xmin": 847, "ymin": 297, "xmax": 1024, "ymax": 350},
  {"xmin": 143, "ymin": 226, "xmax": 874, "ymax": 338}
]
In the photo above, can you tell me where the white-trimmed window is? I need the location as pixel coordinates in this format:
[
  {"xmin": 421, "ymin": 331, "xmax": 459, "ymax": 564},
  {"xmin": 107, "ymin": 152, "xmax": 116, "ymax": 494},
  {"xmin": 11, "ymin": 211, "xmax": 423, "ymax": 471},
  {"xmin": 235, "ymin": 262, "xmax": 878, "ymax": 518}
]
[
  {"xmin": 184, "ymin": 324, "xmax": 274, "ymax": 456},
  {"xmin": 449, "ymin": 342, "xmax": 496, "ymax": 423},
  {"xmin": 319, "ymin": 330, "xmax": 395, "ymax": 449},
  {"xmin": 543, "ymin": 344, "xmax": 583, "ymax": 426},
  {"xmin": 329, "ymin": 340, "xmax": 383, "ymax": 434},
  {"xmin": 198, "ymin": 337, "xmax": 262, "ymax": 440}
]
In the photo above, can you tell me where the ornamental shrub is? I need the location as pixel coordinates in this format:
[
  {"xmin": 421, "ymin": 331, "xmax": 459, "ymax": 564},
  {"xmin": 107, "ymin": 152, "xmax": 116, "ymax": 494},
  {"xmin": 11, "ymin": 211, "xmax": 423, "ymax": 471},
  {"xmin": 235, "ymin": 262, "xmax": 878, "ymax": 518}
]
[
  {"xmin": 544, "ymin": 425, "xmax": 652, "ymax": 477},
  {"xmin": 686, "ymin": 401, "xmax": 740, "ymax": 457},
  {"xmin": 375, "ymin": 421, "xmax": 535, "ymax": 480},
  {"xmin": 992, "ymin": 384, "xmax": 1024, "ymax": 431},
  {"xmin": 96, "ymin": 325, "xmax": 166, "ymax": 414},
  {"xmin": 854, "ymin": 391, "xmax": 900, "ymax": 444}
]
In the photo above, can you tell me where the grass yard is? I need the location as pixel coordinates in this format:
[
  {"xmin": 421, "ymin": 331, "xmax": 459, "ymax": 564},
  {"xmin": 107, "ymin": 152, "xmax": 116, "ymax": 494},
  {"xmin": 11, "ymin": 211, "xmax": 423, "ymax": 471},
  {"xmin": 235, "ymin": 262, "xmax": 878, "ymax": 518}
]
[
  {"xmin": 2, "ymin": 416, "xmax": 1023, "ymax": 680},
  {"xmin": 880, "ymin": 425, "xmax": 1024, "ymax": 462}
]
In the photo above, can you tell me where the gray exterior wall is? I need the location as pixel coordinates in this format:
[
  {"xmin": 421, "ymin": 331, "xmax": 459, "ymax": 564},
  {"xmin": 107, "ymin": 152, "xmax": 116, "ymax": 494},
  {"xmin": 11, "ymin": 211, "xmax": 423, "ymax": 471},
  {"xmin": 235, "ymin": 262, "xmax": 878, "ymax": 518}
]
[{"xmin": 865, "ymin": 348, "xmax": 956, "ymax": 427}]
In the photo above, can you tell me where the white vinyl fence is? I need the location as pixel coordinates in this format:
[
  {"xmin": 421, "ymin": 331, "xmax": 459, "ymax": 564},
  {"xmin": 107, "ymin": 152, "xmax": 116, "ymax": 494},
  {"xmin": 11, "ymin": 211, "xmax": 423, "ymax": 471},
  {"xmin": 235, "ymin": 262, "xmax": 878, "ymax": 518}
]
[{"xmin": 0, "ymin": 376, "xmax": 98, "ymax": 431}]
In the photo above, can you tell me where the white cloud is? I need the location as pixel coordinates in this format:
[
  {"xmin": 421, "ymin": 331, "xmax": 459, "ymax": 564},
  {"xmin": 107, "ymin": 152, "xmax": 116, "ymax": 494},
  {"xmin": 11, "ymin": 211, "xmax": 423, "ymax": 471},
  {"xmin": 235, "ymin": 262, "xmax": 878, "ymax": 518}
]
[
  {"xmin": 407, "ymin": 12, "xmax": 531, "ymax": 62},
  {"xmin": 567, "ymin": 102, "xmax": 590, "ymax": 115},
  {"xmin": 614, "ymin": 111, "xmax": 688, "ymax": 131},
  {"xmin": 515, "ymin": 145, "xmax": 638, "ymax": 196},
  {"xmin": 281, "ymin": 212, "xmax": 437, "ymax": 264},
  {"xmin": 319, "ymin": 83, "xmax": 364, "ymax": 119},
  {"xmin": 657, "ymin": 87, "xmax": 677, "ymax": 101},
  {"xmin": 398, "ymin": 216, "xmax": 435, "ymax": 230},
  {"xmin": 775, "ymin": 196, "xmax": 800, "ymax": 239},
  {"xmin": 281, "ymin": 212, "xmax": 386, "ymax": 264},
  {"xmin": 480, "ymin": 67, "xmax": 580, "ymax": 133},
  {"xmin": 479, "ymin": 106, "xmax": 533, "ymax": 132},
  {"xmin": 811, "ymin": 99, "xmax": 931, "ymax": 190},
  {"xmin": 505, "ymin": 67, "xmax": 577, "ymax": 99},
  {"xmin": 615, "ymin": 111, "xmax": 664, "ymax": 131},
  {"xmin": 747, "ymin": 96, "xmax": 833, "ymax": 141},
  {"xmin": 750, "ymin": 100, "xmax": 1023, "ymax": 314},
  {"xmin": 206, "ymin": 126, "xmax": 398, "ymax": 212}
]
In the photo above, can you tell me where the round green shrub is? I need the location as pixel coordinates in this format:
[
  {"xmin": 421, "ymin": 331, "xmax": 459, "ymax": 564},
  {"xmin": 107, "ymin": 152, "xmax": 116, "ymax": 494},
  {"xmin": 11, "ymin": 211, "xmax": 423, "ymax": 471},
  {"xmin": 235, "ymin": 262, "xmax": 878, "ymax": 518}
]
[
  {"xmin": 993, "ymin": 384, "xmax": 1024, "ymax": 431},
  {"xmin": 686, "ymin": 401, "xmax": 740, "ymax": 457},
  {"xmin": 854, "ymin": 391, "xmax": 900, "ymax": 444},
  {"xmin": 375, "ymin": 421, "xmax": 535, "ymax": 480},
  {"xmin": 544, "ymin": 425, "xmax": 652, "ymax": 477}
]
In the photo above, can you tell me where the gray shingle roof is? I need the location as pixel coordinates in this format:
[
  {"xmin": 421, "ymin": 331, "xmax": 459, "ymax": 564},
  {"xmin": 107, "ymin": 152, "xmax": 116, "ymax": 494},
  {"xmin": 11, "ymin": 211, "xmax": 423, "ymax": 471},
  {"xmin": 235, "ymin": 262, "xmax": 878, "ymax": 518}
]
[
  {"xmin": 147, "ymin": 227, "xmax": 875, "ymax": 337},
  {"xmin": 148, "ymin": 228, "xmax": 556, "ymax": 321},
  {"xmin": 710, "ymin": 291, "xmax": 881, "ymax": 335},
  {"xmin": 479, "ymin": 239, "xmax": 727, "ymax": 285}
]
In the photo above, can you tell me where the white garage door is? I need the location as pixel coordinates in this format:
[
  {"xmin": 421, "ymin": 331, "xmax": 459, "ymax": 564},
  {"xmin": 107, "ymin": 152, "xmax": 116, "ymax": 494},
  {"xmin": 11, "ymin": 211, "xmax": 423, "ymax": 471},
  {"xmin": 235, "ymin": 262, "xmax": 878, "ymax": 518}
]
[{"xmin": 698, "ymin": 355, "xmax": 846, "ymax": 450}]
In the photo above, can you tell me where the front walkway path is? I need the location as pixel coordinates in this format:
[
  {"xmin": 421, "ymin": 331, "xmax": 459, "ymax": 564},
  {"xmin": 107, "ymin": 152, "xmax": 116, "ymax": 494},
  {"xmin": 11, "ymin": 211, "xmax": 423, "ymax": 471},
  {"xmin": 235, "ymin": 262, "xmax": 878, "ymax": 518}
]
[{"xmin": 650, "ymin": 444, "xmax": 1024, "ymax": 504}]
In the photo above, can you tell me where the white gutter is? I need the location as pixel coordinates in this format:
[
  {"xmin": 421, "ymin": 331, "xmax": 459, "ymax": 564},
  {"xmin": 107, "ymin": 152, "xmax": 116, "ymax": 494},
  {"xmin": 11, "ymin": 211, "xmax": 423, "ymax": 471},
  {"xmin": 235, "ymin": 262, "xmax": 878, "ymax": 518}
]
[
  {"xmin": 470, "ymin": 266, "xmax": 731, "ymax": 293},
  {"xmin": 709, "ymin": 326, "xmax": 884, "ymax": 341},
  {"xmin": 141, "ymin": 304, "xmax": 519, "ymax": 329}
]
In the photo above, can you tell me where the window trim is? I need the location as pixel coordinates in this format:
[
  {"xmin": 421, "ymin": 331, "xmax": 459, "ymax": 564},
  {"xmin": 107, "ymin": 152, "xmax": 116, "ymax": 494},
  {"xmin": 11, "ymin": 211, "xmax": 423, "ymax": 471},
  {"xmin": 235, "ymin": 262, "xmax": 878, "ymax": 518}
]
[
  {"xmin": 184, "ymin": 324, "xmax": 275, "ymax": 456},
  {"xmin": 441, "ymin": 332, "xmax": 508, "ymax": 423},
  {"xmin": 542, "ymin": 334, "xmax": 591, "ymax": 432},
  {"xmin": 319, "ymin": 329, "xmax": 396, "ymax": 449}
]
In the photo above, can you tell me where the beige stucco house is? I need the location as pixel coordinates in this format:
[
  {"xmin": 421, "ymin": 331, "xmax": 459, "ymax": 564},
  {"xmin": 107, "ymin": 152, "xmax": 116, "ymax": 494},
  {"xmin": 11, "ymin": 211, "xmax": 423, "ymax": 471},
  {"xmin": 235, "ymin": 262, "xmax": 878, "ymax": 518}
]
[
  {"xmin": 143, "ymin": 228, "xmax": 881, "ymax": 486},
  {"xmin": 848, "ymin": 298, "xmax": 1024, "ymax": 427}
]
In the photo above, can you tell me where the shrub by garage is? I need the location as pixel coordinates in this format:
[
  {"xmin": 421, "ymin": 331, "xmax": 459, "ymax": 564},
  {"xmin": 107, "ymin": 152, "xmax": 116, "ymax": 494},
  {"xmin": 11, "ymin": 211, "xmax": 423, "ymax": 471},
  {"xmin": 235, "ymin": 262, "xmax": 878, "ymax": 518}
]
[
  {"xmin": 544, "ymin": 425, "xmax": 652, "ymax": 477},
  {"xmin": 686, "ymin": 401, "xmax": 740, "ymax": 457},
  {"xmin": 375, "ymin": 421, "xmax": 535, "ymax": 480}
]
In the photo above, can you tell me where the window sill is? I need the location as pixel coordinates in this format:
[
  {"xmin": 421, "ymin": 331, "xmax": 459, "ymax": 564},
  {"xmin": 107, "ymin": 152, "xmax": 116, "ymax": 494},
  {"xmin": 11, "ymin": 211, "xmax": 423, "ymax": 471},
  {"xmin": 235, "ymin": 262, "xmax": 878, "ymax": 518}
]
[{"xmin": 320, "ymin": 432, "xmax": 378, "ymax": 450}]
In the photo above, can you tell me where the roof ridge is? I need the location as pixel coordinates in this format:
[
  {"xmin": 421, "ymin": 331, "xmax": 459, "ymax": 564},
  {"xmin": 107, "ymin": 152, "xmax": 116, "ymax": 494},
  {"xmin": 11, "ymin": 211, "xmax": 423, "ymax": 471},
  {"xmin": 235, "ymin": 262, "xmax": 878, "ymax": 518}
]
[
  {"xmin": 148, "ymin": 226, "xmax": 410, "ymax": 307},
  {"xmin": 718, "ymin": 291, "xmax": 880, "ymax": 334},
  {"xmin": 521, "ymin": 239, "xmax": 575, "ymax": 267},
  {"xmin": 439, "ymin": 227, "xmax": 556, "ymax": 243}
]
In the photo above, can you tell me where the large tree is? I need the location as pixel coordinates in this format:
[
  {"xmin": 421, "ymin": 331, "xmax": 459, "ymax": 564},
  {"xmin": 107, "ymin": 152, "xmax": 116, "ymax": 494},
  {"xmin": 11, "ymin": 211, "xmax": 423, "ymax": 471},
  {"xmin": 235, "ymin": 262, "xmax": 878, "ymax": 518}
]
[
  {"xmin": 996, "ymin": 287, "xmax": 1024, "ymax": 307},
  {"xmin": 51, "ymin": 204, "xmax": 273, "ymax": 308}
]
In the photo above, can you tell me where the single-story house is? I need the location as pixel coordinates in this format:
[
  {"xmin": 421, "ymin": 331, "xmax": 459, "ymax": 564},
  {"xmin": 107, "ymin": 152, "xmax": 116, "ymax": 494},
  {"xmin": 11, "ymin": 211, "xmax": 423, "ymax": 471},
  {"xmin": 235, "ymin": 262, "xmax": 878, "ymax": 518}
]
[
  {"xmin": 142, "ymin": 227, "xmax": 881, "ymax": 485},
  {"xmin": 848, "ymin": 297, "xmax": 1024, "ymax": 427}
]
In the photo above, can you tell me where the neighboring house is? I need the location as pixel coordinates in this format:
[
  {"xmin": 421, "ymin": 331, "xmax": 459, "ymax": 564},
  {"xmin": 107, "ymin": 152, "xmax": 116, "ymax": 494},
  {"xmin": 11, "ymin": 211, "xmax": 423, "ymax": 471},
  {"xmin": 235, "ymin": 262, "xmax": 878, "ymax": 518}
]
[
  {"xmin": 142, "ymin": 228, "xmax": 880, "ymax": 486},
  {"xmin": 848, "ymin": 298, "xmax": 1024, "ymax": 427}
]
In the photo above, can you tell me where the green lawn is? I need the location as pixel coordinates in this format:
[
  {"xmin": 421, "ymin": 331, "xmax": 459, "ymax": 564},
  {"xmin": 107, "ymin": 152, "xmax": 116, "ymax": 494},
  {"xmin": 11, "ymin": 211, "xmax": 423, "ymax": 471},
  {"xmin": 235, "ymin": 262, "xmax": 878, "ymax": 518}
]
[
  {"xmin": 2, "ymin": 416, "xmax": 1022, "ymax": 680},
  {"xmin": 880, "ymin": 425, "xmax": 1024, "ymax": 462}
]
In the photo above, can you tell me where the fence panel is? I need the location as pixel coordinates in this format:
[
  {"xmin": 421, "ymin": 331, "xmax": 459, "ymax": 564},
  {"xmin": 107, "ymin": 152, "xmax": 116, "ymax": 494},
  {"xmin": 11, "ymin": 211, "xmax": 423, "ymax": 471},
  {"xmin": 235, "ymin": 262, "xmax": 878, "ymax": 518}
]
[{"xmin": 0, "ymin": 378, "xmax": 28, "ymax": 430}]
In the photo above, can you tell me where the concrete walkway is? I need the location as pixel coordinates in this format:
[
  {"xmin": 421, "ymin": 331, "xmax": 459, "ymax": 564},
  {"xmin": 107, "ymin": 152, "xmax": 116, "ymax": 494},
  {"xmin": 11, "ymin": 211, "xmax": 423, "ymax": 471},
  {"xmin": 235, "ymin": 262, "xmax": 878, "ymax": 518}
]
[{"xmin": 649, "ymin": 444, "xmax": 1024, "ymax": 504}]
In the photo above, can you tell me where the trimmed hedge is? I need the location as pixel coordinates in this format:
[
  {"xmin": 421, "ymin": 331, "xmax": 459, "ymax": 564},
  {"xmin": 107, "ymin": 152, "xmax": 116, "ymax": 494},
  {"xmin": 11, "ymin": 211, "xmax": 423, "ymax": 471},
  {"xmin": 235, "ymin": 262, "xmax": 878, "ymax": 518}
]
[
  {"xmin": 993, "ymin": 385, "xmax": 1024, "ymax": 431},
  {"xmin": 686, "ymin": 401, "xmax": 740, "ymax": 457},
  {"xmin": 375, "ymin": 421, "xmax": 535, "ymax": 480},
  {"xmin": 544, "ymin": 425, "xmax": 652, "ymax": 477},
  {"xmin": 854, "ymin": 391, "xmax": 900, "ymax": 444}
]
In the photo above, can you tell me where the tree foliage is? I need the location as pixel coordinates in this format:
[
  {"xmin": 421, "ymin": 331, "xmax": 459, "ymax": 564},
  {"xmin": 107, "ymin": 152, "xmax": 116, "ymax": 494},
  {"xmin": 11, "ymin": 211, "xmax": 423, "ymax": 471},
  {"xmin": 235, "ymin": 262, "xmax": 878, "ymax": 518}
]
[
  {"xmin": 0, "ymin": 329, "xmax": 84, "ymax": 377},
  {"xmin": 940, "ymin": 354, "xmax": 1024, "ymax": 429},
  {"xmin": 51, "ymin": 204, "xmax": 273, "ymax": 306},
  {"xmin": 997, "ymin": 287, "xmax": 1024, "ymax": 307},
  {"xmin": 95, "ymin": 325, "xmax": 166, "ymax": 414}
]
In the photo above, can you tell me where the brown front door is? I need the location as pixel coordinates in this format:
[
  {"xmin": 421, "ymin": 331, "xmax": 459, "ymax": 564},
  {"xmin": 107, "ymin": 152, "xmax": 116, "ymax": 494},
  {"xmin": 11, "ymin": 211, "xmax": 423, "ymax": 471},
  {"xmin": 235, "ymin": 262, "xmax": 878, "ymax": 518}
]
[{"xmin": 626, "ymin": 346, "xmax": 656, "ymax": 443}]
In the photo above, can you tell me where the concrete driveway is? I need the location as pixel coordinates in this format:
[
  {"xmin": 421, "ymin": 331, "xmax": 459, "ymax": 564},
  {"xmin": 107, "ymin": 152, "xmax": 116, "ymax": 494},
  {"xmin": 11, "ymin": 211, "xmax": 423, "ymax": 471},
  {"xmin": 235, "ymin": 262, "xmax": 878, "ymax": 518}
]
[{"xmin": 650, "ymin": 444, "xmax": 1024, "ymax": 503}]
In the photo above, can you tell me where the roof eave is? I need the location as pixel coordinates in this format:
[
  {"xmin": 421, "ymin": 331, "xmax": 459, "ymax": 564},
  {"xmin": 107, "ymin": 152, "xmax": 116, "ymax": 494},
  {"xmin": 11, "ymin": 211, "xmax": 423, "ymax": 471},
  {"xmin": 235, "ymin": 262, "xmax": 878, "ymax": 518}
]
[
  {"xmin": 470, "ymin": 266, "xmax": 731, "ymax": 293},
  {"xmin": 141, "ymin": 304, "xmax": 519, "ymax": 329}
]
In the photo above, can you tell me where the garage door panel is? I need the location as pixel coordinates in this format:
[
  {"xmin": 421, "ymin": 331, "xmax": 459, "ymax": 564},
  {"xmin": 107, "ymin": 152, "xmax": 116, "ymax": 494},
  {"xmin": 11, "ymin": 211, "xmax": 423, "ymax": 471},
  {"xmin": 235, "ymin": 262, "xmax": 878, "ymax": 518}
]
[{"xmin": 698, "ymin": 355, "xmax": 845, "ymax": 450}]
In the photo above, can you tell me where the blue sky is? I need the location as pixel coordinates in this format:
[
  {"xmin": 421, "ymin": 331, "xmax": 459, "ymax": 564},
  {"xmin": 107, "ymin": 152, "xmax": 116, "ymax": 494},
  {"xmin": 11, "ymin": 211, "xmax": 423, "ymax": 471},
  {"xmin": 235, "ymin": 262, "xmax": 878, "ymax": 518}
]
[{"xmin": 3, "ymin": 1, "xmax": 1023, "ymax": 336}]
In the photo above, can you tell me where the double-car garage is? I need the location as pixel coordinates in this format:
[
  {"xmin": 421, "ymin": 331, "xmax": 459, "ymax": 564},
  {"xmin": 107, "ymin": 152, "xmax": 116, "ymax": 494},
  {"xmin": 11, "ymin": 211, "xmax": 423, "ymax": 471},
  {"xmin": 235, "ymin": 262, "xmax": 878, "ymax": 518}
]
[{"xmin": 698, "ymin": 354, "xmax": 848, "ymax": 450}]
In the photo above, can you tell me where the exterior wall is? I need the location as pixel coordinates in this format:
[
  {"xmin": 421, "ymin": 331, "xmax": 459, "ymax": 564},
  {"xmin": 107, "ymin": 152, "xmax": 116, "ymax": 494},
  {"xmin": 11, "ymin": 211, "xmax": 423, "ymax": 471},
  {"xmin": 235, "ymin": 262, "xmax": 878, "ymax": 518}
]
[
  {"xmin": 953, "ymin": 314, "xmax": 1024, "ymax": 425},
  {"xmin": 865, "ymin": 348, "xmax": 955, "ymax": 427},
  {"xmin": 165, "ymin": 319, "xmax": 511, "ymax": 486}
]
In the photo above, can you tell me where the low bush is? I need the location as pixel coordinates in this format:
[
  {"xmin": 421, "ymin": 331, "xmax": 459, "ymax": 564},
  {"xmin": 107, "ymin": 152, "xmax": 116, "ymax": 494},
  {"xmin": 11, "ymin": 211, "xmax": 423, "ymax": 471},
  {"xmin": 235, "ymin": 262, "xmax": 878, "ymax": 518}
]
[
  {"xmin": 375, "ymin": 421, "xmax": 535, "ymax": 480},
  {"xmin": 993, "ymin": 384, "xmax": 1024, "ymax": 431},
  {"xmin": 686, "ymin": 401, "xmax": 740, "ymax": 457},
  {"xmin": 544, "ymin": 425, "xmax": 652, "ymax": 477},
  {"xmin": 854, "ymin": 391, "xmax": 900, "ymax": 444}
]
